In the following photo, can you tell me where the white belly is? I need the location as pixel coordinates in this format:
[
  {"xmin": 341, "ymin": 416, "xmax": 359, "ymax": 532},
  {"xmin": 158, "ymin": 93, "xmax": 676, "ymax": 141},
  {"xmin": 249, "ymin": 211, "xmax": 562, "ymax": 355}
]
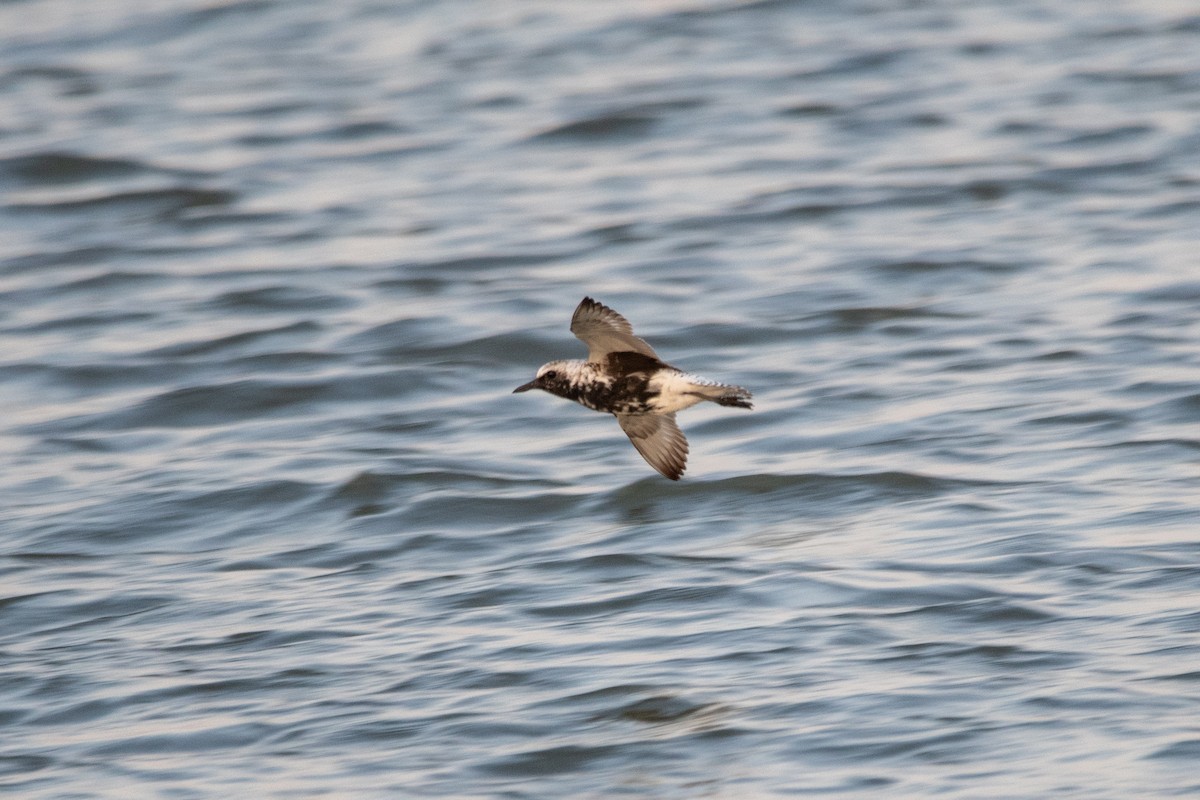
[{"xmin": 647, "ymin": 371, "xmax": 710, "ymax": 414}]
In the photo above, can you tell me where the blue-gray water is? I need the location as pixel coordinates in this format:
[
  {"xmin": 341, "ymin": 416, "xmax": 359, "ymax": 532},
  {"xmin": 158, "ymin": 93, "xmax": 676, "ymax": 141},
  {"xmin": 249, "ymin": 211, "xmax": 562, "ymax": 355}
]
[{"xmin": 3, "ymin": 1, "xmax": 1199, "ymax": 797}]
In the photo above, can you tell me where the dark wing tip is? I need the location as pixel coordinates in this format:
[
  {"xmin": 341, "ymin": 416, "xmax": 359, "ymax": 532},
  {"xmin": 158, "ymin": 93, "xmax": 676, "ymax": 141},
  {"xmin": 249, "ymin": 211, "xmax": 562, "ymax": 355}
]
[
  {"xmin": 618, "ymin": 413, "xmax": 689, "ymax": 481},
  {"xmin": 646, "ymin": 453, "xmax": 686, "ymax": 481}
]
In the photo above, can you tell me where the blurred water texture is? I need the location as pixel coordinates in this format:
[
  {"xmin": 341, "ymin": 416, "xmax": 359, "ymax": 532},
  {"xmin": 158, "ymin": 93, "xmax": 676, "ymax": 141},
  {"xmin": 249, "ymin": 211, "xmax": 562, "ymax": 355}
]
[{"xmin": 2, "ymin": 0, "xmax": 1199, "ymax": 797}]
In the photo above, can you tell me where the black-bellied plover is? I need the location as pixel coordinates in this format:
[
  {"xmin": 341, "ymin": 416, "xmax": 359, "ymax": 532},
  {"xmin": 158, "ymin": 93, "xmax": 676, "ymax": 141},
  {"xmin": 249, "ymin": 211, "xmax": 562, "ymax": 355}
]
[{"xmin": 513, "ymin": 297, "xmax": 752, "ymax": 480}]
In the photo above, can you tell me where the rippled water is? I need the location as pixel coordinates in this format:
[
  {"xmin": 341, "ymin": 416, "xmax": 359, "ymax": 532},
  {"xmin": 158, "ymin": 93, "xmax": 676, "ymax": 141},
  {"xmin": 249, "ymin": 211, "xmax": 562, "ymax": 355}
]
[{"xmin": 3, "ymin": 0, "xmax": 1200, "ymax": 797}]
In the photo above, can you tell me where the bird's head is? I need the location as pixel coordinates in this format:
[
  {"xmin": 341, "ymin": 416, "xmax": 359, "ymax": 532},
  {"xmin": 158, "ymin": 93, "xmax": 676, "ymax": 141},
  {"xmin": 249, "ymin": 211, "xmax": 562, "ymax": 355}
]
[{"xmin": 513, "ymin": 360, "xmax": 577, "ymax": 398}]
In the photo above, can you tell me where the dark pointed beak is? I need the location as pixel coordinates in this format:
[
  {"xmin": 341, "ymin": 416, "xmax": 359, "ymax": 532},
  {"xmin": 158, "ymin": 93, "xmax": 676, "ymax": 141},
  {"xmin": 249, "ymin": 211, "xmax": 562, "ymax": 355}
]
[{"xmin": 513, "ymin": 378, "xmax": 540, "ymax": 394}]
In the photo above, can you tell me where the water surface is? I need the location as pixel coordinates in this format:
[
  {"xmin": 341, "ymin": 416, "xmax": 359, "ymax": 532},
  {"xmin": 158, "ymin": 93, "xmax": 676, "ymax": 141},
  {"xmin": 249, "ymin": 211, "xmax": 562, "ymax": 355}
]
[{"xmin": 2, "ymin": 1, "xmax": 1199, "ymax": 797}]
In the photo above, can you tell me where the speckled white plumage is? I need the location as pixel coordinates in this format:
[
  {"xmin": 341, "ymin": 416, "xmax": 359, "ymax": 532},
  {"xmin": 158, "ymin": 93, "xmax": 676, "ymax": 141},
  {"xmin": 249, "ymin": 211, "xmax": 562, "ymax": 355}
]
[{"xmin": 514, "ymin": 297, "xmax": 752, "ymax": 480}]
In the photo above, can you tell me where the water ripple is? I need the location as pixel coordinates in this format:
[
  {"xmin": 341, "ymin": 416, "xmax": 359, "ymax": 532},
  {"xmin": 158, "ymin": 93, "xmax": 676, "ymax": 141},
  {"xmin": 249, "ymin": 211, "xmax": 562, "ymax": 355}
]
[{"xmin": 2, "ymin": 0, "xmax": 1199, "ymax": 797}]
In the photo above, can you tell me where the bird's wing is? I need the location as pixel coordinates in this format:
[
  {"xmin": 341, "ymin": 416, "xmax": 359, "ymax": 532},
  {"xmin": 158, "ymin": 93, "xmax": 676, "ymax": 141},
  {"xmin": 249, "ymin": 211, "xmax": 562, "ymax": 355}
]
[
  {"xmin": 617, "ymin": 412, "xmax": 688, "ymax": 481},
  {"xmin": 570, "ymin": 297, "xmax": 659, "ymax": 362}
]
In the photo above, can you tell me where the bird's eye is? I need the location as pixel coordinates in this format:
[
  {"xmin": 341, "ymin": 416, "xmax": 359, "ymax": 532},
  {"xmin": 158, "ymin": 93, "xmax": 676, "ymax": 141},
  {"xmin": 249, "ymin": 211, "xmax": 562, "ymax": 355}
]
[{"xmin": 544, "ymin": 370, "xmax": 558, "ymax": 380}]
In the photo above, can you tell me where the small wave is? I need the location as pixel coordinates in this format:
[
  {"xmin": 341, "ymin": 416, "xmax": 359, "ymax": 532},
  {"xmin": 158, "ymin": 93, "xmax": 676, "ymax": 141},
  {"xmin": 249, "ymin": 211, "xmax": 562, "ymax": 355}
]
[
  {"xmin": 87, "ymin": 722, "xmax": 279, "ymax": 757},
  {"xmin": 798, "ymin": 305, "xmax": 967, "ymax": 336},
  {"xmin": 1148, "ymin": 393, "xmax": 1200, "ymax": 424},
  {"xmin": 202, "ymin": 286, "xmax": 356, "ymax": 313},
  {"xmin": 145, "ymin": 321, "xmax": 322, "ymax": 358},
  {"xmin": 603, "ymin": 470, "xmax": 997, "ymax": 507},
  {"xmin": 5, "ymin": 186, "xmax": 236, "ymax": 219},
  {"xmin": 527, "ymin": 98, "xmax": 701, "ymax": 143},
  {"xmin": 1131, "ymin": 281, "xmax": 1200, "ymax": 304},
  {"xmin": 530, "ymin": 113, "xmax": 658, "ymax": 142},
  {"xmin": 2, "ymin": 245, "xmax": 128, "ymax": 273},
  {"xmin": 25, "ymin": 378, "xmax": 345, "ymax": 433},
  {"xmin": 528, "ymin": 583, "xmax": 742, "ymax": 620},
  {"xmin": 8, "ymin": 309, "xmax": 157, "ymax": 334},
  {"xmin": 0, "ymin": 151, "xmax": 149, "ymax": 185},
  {"xmin": 0, "ymin": 754, "xmax": 54, "ymax": 778},
  {"xmin": 595, "ymin": 693, "xmax": 719, "ymax": 725},
  {"xmin": 386, "ymin": 251, "xmax": 566, "ymax": 279},
  {"xmin": 869, "ymin": 257, "xmax": 1023, "ymax": 277},
  {"xmin": 1022, "ymin": 409, "xmax": 1132, "ymax": 429},
  {"xmin": 481, "ymin": 743, "xmax": 624, "ymax": 778},
  {"xmin": 1148, "ymin": 740, "xmax": 1200, "ymax": 761}
]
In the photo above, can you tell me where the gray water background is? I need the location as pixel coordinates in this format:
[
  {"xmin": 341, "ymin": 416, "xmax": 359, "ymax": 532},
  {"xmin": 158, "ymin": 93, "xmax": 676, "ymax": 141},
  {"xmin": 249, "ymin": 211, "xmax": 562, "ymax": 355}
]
[{"xmin": 2, "ymin": 0, "xmax": 1200, "ymax": 797}]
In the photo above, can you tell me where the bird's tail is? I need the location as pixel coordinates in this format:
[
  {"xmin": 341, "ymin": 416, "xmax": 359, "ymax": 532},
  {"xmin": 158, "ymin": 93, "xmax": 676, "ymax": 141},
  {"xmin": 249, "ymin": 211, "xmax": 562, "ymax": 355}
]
[{"xmin": 691, "ymin": 381, "xmax": 753, "ymax": 410}]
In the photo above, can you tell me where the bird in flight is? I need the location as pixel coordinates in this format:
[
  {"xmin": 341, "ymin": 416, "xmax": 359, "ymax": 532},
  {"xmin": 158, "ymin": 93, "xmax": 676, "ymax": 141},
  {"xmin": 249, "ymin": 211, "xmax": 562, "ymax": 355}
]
[{"xmin": 513, "ymin": 297, "xmax": 752, "ymax": 480}]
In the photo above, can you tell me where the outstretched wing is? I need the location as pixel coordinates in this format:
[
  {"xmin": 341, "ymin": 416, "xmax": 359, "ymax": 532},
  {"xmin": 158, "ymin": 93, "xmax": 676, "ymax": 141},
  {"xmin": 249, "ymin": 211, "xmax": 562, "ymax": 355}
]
[
  {"xmin": 570, "ymin": 297, "xmax": 659, "ymax": 363},
  {"xmin": 616, "ymin": 412, "xmax": 688, "ymax": 481}
]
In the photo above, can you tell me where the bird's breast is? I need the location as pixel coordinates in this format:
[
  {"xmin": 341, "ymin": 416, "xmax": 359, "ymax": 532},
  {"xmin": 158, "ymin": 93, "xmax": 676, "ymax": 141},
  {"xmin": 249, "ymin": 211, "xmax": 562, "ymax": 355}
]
[{"xmin": 569, "ymin": 371, "xmax": 656, "ymax": 414}]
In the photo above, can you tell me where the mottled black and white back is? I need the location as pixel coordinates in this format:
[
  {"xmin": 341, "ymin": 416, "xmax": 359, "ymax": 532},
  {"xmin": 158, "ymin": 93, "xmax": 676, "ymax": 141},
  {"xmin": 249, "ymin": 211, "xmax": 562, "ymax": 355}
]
[{"xmin": 514, "ymin": 297, "xmax": 752, "ymax": 480}]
